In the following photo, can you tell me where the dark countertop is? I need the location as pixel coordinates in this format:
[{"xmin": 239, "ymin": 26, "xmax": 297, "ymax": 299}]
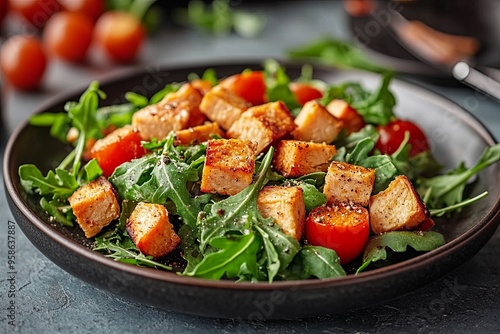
[{"xmin": 1, "ymin": 2, "xmax": 499, "ymax": 333}]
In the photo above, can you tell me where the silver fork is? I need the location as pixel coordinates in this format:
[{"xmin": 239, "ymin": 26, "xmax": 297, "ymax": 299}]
[{"xmin": 385, "ymin": 9, "xmax": 500, "ymax": 102}]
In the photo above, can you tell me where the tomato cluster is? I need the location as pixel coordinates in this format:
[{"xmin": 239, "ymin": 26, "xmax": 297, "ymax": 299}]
[
  {"xmin": 219, "ymin": 70, "xmax": 324, "ymax": 107},
  {"xmin": 0, "ymin": 0, "xmax": 148, "ymax": 90}
]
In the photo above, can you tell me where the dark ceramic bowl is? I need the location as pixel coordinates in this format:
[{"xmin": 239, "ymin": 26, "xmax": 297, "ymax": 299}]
[{"xmin": 4, "ymin": 62, "xmax": 500, "ymax": 319}]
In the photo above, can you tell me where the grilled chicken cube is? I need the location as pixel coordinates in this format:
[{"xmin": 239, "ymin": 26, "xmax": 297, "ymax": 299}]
[
  {"xmin": 326, "ymin": 99, "xmax": 365, "ymax": 134},
  {"xmin": 227, "ymin": 101, "xmax": 296, "ymax": 154},
  {"xmin": 200, "ymin": 139, "xmax": 257, "ymax": 196},
  {"xmin": 257, "ymin": 186, "xmax": 306, "ymax": 240},
  {"xmin": 126, "ymin": 202, "xmax": 181, "ymax": 258},
  {"xmin": 369, "ymin": 175, "xmax": 429, "ymax": 234},
  {"xmin": 199, "ymin": 85, "xmax": 250, "ymax": 130},
  {"xmin": 191, "ymin": 79, "xmax": 213, "ymax": 95},
  {"xmin": 168, "ymin": 82, "xmax": 207, "ymax": 128},
  {"xmin": 273, "ymin": 140, "xmax": 337, "ymax": 178},
  {"xmin": 132, "ymin": 83, "xmax": 205, "ymax": 141},
  {"xmin": 174, "ymin": 122, "xmax": 225, "ymax": 146},
  {"xmin": 323, "ymin": 161, "xmax": 376, "ymax": 206},
  {"xmin": 68, "ymin": 177, "xmax": 120, "ymax": 238},
  {"xmin": 292, "ymin": 100, "xmax": 343, "ymax": 143},
  {"xmin": 132, "ymin": 101, "xmax": 189, "ymax": 141}
]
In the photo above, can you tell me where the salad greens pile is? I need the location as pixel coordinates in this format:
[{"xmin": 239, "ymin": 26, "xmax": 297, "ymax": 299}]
[{"xmin": 19, "ymin": 61, "xmax": 500, "ymax": 282}]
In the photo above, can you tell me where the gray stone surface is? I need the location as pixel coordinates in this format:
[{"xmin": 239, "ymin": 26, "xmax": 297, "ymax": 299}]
[{"xmin": 1, "ymin": 1, "xmax": 499, "ymax": 333}]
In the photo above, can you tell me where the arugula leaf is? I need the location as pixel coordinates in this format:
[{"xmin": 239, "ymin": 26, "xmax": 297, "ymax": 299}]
[
  {"xmin": 253, "ymin": 225, "xmax": 280, "ymax": 282},
  {"xmin": 188, "ymin": 68, "xmax": 219, "ymax": 87},
  {"xmin": 94, "ymin": 230, "xmax": 172, "ymax": 271},
  {"xmin": 388, "ymin": 133, "xmax": 441, "ymax": 182},
  {"xmin": 108, "ymin": 153, "xmax": 157, "ymax": 200},
  {"xmin": 356, "ymin": 231, "xmax": 446, "ymax": 273},
  {"xmin": 19, "ymin": 164, "xmax": 79, "ymax": 199},
  {"xmin": 147, "ymin": 159, "xmax": 203, "ymax": 226},
  {"xmin": 96, "ymin": 103, "xmax": 137, "ymax": 129},
  {"xmin": 148, "ymin": 83, "xmax": 182, "ymax": 105},
  {"xmin": 124, "ymin": 92, "xmax": 149, "ymax": 108},
  {"xmin": 287, "ymin": 37, "xmax": 387, "ymax": 73},
  {"xmin": 263, "ymin": 59, "xmax": 300, "ymax": 112},
  {"xmin": 110, "ymin": 135, "xmax": 205, "ymax": 228},
  {"xmin": 184, "ymin": 232, "xmax": 260, "ymax": 280},
  {"xmin": 39, "ymin": 197, "xmax": 74, "ymax": 227},
  {"xmin": 297, "ymin": 182, "xmax": 327, "ymax": 213},
  {"xmin": 353, "ymin": 73, "xmax": 396, "ymax": 125},
  {"xmin": 280, "ymin": 177, "xmax": 327, "ymax": 213},
  {"xmin": 295, "ymin": 172, "xmax": 327, "ymax": 187},
  {"xmin": 285, "ymin": 245, "xmax": 346, "ymax": 280},
  {"xmin": 29, "ymin": 112, "xmax": 72, "ymax": 143},
  {"xmin": 407, "ymin": 151, "xmax": 442, "ymax": 178},
  {"xmin": 65, "ymin": 81, "xmax": 106, "ymax": 173},
  {"xmin": 178, "ymin": 224, "xmax": 203, "ymax": 273},
  {"xmin": 321, "ymin": 73, "xmax": 396, "ymax": 125},
  {"xmin": 254, "ymin": 222, "xmax": 301, "ymax": 280},
  {"xmin": 429, "ymin": 191, "xmax": 489, "ymax": 217},
  {"xmin": 81, "ymin": 159, "xmax": 103, "ymax": 183},
  {"xmin": 334, "ymin": 124, "xmax": 380, "ymax": 151},
  {"xmin": 418, "ymin": 143, "xmax": 500, "ymax": 214}
]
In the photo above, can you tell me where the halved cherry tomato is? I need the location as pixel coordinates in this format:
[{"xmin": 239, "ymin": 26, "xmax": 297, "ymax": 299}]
[
  {"xmin": 219, "ymin": 71, "xmax": 266, "ymax": 105},
  {"xmin": 289, "ymin": 82, "xmax": 323, "ymax": 106},
  {"xmin": 90, "ymin": 125, "xmax": 147, "ymax": 177},
  {"xmin": 326, "ymin": 99, "xmax": 365, "ymax": 134},
  {"xmin": 0, "ymin": 35, "xmax": 47, "ymax": 90},
  {"xmin": 9, "ymin": 0, "xmax": 61, "ymax": 29},
  {"xmin": 376, "ymin": 119, "xmax": 430, "ymax": 157},
  {"xmin": 305, "ymin": 202, "xmax": 370, "ymax": 264},
  {"xmin": 58, "ymin": 0, "xmax": 105, "ymax": 21},
  {"xmin": 93, "ymin": 11, "xmax": 146, "ymax": 63},
  {"xmin": 415, "ymin": 217, "xmax": 435, "ymax": 232},
  {"xmin": 43, "ymin": 11, "xmax": 94, "ymax": 62}
]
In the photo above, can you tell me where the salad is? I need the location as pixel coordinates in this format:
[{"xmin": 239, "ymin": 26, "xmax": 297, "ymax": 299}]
[{"xmin": 19, "ymin": 60, "xmax": 500, "ymax": 283}]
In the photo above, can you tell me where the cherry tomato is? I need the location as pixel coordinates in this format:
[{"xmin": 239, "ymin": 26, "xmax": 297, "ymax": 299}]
[
  {"xmin": 58, "ymin": 0, "xmax": 105, "ymax": 21},
  {"xmin": 219, "ymin": 71, "xmax": 266, "ymax": 105},
  {"xmin": 43, "ymin": 11, "xmax": 94, "ymax": 62},
  {"xmin": 9, "ymin": 0, "xmax": 61, "ymax": 29},
  {"xmin": 415, "ymin": 217, "xmax": 435, "ymax": 232},
  {"xmin": 305, "ymin": 202, "xmax": 370, "ymax": 264},
  {"xmin": 93, "ymin": 11, "xmax": 146, "ymax": 63},
  {"xmin": 376, "ymin": 119, "xmax": 430, "ymax": 156},
  {"xmin": 90, "ymin": 126, "xmax": 147, "ymax": 177},
  {"xmin": 0, "ymin": 35, "xmax": 47, "ymax": 90},
  {"xmin": 289, "ymin": 82, "xmax": 323, "ymax": 106}
]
